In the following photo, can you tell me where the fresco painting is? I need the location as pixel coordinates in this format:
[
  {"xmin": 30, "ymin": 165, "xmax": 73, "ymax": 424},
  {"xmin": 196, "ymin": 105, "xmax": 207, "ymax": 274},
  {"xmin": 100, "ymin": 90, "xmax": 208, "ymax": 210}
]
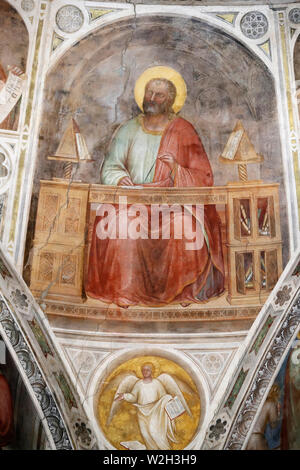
[
  {"xmin": 0, "ymin": 0, "xmax": 299, "ymax": 452},
  {"xmin": 28, "ymin": 14, "xmax": 286, "ymax": 326},
  {"xmin": 0, "ymin": 1, "xmax": 28, "ymax": 130},
  {"xmin": 247, "ymin": 331, "xmax": 300, "ymax": 450},
  {"xmin": 86, "ymin": 66, "xmax": 225, "ymax": 308},
  {"xmin": 97, "ymin": 355, "xmax": 201, "ymax": 450}
]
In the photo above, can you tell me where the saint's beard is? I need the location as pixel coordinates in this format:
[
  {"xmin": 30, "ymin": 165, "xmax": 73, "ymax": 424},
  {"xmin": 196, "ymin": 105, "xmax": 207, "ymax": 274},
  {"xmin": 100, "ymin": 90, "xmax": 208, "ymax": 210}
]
[{"xmin": 142, "ymin": 98, "xmax": 172, "ymax": 116}]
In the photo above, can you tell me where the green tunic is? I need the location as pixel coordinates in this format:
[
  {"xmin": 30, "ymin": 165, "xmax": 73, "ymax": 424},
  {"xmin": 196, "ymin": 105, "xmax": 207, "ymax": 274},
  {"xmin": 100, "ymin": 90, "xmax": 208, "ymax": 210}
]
[{"xmin": 101, "ymin": 117, "xmax": 162, "ymax": 185}]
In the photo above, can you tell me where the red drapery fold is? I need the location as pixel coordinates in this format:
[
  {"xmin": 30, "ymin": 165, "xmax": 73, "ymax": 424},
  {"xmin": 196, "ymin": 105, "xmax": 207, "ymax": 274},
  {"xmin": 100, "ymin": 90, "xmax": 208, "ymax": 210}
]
[{"xmin": 86, "ymin": 117, "xmax": 224, "ymax": 306}]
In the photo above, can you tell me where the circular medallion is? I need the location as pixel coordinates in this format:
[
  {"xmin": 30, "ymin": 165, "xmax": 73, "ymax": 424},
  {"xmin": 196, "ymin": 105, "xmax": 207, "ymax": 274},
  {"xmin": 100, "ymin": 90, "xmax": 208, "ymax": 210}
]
[
  {"xmin": 74, "ymin": 351, "xmax": 95, "ymax": 373},
  {"xmin": 97, "ymin": 355, "xmax": 201, "ymax": 450},
  {"xmin": 240, "ymin": 11, "xmax": 268, "ymax": 39},
  {"xmin": 56, "ymin": 5, "xmax": 84, "ymax": 34},
  {"xmin": 201, "ymin": 353, "xmax": 224, "ymax": 375},
  {"xmin": 289, "ymin": 8, "xmax": 300, "ymax": 24},
  {"xmin": 21, "ymin": 0, "xmax": 35, "ymax": 12}
]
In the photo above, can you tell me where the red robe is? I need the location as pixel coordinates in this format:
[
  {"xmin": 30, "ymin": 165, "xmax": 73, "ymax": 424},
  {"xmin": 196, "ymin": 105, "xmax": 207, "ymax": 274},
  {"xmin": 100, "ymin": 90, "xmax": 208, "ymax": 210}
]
[
  {"xmin": 0, "ymin": 374, "xmax": 14, "ymax": 447},
  {"xmin": 86, "ymin": 117, "xmax": 224, "ymax": 306}
]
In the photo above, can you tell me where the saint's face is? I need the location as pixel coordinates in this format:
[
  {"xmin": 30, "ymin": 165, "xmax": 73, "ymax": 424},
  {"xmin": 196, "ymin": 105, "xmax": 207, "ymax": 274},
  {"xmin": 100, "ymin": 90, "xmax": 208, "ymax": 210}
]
[
  {"xmin": 143, "ymin": 81, "xmax": 171, "ymax": 115},
  {"xmin": 141, "ymin": 365, "xmax": 152, "ymax": 379}
]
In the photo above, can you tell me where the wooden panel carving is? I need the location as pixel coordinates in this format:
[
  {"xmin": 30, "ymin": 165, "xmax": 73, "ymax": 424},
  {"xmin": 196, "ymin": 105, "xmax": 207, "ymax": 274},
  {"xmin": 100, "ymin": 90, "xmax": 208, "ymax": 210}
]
[
  {"xmin": 64, "ymin": 198, "xmax": 81, "ymax": 234},
  {"xmin": 60, "ymin": 254, "xmax": 77, "ymax": 286},
  {"xmin": 38, "ymin": 251, "xmax": 55, "ymax": 282},
  {"xmin": 36, "ymin": 194, "xmax": 59, "ymax": 233}
]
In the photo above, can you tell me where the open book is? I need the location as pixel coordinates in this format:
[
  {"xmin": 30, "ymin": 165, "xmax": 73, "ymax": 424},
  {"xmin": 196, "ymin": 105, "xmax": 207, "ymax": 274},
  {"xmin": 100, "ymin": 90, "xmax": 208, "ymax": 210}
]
[
  {"xmin": 120, "ymin": 441, "xmax": 146, "ymax": 450},
  {"xmin": 165, "ymin": 396, "xmax": 186, "ymax": 420},
  {"xmin": 221, "ymin": 129, "xmax": 243, "ymax": 160},
  {"xmin": 75, "ymin": 132, "xmax": 91, "ymax": 161}
]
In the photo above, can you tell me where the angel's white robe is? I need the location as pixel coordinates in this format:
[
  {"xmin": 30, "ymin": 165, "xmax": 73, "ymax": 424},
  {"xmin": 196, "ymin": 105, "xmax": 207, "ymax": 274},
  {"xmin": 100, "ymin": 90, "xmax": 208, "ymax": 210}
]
[{"xmin": 123, "ymin": 378, "xmax": 177, "ymax": 450}]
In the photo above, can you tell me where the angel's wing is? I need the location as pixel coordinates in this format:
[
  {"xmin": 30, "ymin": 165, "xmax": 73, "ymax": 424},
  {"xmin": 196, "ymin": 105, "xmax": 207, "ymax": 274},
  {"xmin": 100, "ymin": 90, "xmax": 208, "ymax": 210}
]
[
  {"xmin": 103, "ymin": 371, "xmax": 137, "ymax": 393},
  {"xmin": 168, "ymin": 375, "xmax": 197, "ymax": 397},
  {"xmin": 106, "ymin": 373, "xmax": 139, "ymax": 426},
  {"xmin": 157, "ymin": 373, "xmax": 194, "ymax": 417}
]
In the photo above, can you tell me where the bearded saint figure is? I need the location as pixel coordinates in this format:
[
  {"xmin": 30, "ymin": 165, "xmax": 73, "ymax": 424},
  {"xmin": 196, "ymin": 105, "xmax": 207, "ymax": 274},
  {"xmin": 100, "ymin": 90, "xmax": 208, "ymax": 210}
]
[{"xmin": 85, "ymin": 66, "xmax": 224, "ymax": 307}]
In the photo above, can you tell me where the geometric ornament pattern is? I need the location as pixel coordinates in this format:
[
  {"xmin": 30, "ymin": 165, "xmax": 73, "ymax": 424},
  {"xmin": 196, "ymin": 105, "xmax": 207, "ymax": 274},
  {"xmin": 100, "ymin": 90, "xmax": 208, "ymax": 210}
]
[{"xmin": 240, "ymin": 11, "xmax": 269, "ymax": 39}]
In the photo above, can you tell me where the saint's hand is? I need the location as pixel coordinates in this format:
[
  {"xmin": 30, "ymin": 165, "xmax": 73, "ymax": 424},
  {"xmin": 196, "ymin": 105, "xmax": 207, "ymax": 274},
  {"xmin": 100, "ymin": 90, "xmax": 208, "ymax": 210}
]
[
  {"xmin": 118, "ymin": 176, "xmax": 134, "ymax": 186},
  {"xmin": 115, "ymin": 393, "xmax": 124, "ymax": 401},
  {"xmin": 158, "ymin": 154, "xmax": 176, "ymax": 169},
  {"xmin": 7, "ymin": 65, "xmax": 24, "ymax": 77}
]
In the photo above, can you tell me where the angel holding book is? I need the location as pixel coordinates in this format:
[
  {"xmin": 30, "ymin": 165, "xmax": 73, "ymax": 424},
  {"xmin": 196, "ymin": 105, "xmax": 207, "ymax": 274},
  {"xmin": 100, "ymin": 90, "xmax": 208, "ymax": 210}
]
[{"xmin": 106, "ymin": 362, "xmax": 196, "ymax": 450}]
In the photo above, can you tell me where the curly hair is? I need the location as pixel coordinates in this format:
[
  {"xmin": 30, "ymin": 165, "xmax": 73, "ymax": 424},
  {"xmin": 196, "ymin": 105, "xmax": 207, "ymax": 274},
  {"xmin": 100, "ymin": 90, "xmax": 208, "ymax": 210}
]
[{"xmin": 145, "ymin": 78, "xmax": 177, "ymax": 107}]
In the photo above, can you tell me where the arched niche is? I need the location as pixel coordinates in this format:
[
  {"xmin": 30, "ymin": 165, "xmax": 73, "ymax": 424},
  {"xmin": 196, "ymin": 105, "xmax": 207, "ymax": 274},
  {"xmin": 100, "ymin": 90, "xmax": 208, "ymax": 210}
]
[
  {"xmin": 0, "ymin": 0, "xmax": 29, "ymax": 131},
  {"xmin": 25, "ymin": 14, "xmax": 290, "ymax": 280}
]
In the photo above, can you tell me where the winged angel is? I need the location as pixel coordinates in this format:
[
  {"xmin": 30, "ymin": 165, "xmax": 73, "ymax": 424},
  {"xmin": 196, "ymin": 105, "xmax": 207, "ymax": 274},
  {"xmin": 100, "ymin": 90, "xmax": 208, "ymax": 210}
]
[{"xmin": 106, "ymin": 363, "xmax": 196, "ymax": 450}]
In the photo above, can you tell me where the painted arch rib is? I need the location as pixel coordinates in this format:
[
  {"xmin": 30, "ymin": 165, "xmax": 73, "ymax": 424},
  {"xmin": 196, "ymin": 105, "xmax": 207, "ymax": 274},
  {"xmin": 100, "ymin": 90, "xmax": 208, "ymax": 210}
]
[
  {"xmin": 0, "ymin": 245, "xmax": 98, "ymax": 450},
  {"xmin": 201, "ymin": 249, "xmax": 300, "ymax": 450}
]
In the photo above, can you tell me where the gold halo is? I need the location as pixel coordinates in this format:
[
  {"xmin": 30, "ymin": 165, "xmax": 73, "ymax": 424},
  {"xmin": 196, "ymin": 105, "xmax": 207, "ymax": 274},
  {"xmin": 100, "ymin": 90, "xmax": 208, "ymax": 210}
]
[
  {"xmin": 134, "ymin": 66, "xmax": 187, "ymax": 114},
  {"xmin": 135, "ymin": 358, "xmax": 160, "ymax": 378}
]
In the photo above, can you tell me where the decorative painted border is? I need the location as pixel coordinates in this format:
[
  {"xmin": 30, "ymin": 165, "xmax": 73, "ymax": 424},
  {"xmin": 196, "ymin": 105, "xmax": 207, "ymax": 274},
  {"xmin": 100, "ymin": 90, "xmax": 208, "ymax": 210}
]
[
  {"xmin": 201, "ymin": 249, "xmax": 300, "ymax": 450},
  {"xmin": 0, "ymin": 246, "xmax": 98, "ymax": 449},
  {"xmin": 43, "ymin": 300, "xmax": 260, "ymax": 323},
  {"xmin": 7, "ymin": 1, "xmax": 47, "ymax": 260},
  {"xmin": 0, "ymin": 298, "xmax": 72, "ymax": 449},
  {"xmin": 225, "ymin": 290, "xmax": 300, "ymax": 449}
]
